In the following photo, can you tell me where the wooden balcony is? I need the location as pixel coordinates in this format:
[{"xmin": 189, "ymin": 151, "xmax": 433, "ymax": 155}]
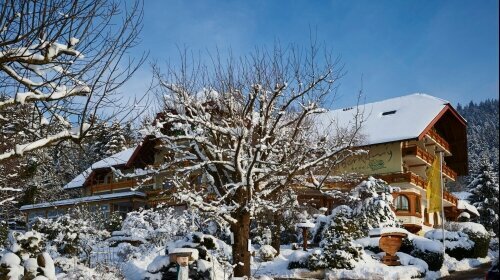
[
  {"xmin": 443, "ymin": 191, "xmax": 458, "ymax": 205},
  {"xmin": 379, "ymin": 172, "xmax": 426, "ymax": 189},
  {"xmin": 378, "ymin": 172, "xmax": 458, "ymax": 205},
  {"xmin": 442, "ymin": 164, "xmax": 458, "ymax": 181},
  {"xmin": 402, "ymin": 146, "xmax": 434, "ymax": 166},
  {"xmin": 425, "ymin": 130, "xmax": 451, "ymax": 155},
  {"xmin": 90, "ymin": 180, "xmax": 137, "ymax": 194},
  {"xmin": 403, "ymin": 146, "xmax": 457, "ymax": 181}
]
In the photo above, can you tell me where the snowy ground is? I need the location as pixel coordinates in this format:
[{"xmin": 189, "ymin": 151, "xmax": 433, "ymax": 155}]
[{"xmin": 250, "ymin": 245, "xmax": 494, "ymax": 280}]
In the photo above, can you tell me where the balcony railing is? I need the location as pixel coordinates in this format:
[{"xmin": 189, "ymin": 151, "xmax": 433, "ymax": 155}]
[
  {"xmin": 378, "ymin": 172, "xmax": 458, "ymax": 205},
  {"xmin": 91, "ymin": 180, "xmax": 137, "ymax": 194},
  {"xmin": 443, "ymin": 191, "xmax": 458, "ymax": 205},
  {"xmin": 402, "ymin": 146, "xmax": 434, "ymax": 165},
  {"xmin": 403, "ymin": 146, "xmax": 457, "ymax": 181},
  {"xmin": 442, "ymin": 165, "xmax": 458, "ymax": 181},
  {"xmin": 379, "ymin": 172, "xmax": 426, "ymax": 189},
  {"xmin": 426, "ymin": 130, "xmax": 451, "ymax": 154}
]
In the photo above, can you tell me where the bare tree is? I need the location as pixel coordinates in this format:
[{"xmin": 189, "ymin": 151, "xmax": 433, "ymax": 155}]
[
  {"xmin": 0, "ymin": 0, "xmax": 145, "ymax": 161},
  {"xmin": 145, "ymin": 44, "xmax": 364, "ymax": 277},
  {"xmin": 0, "ymin": 0, "xmax": 146, "ymax": 209}
]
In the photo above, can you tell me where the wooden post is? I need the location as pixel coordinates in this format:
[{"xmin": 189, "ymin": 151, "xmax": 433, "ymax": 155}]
[{"xmin": 302, "ymin": 227, "xmax": 308, "ymax": 251}]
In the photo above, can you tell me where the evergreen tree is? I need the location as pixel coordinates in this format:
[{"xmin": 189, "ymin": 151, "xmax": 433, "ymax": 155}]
[
  {"xmin": 467, "ymin": 159, "xmax": 499, "ymax": 236},
  {"xmin": 318, "ymin": 207, "xmax": 363, "ymax": 270},
  {"xmin": 349, "ymin": 177, "xmax": 401, "ymax": 235},
  {"xmin": 103, "ymin": 121, "xmax": 128, "ymax": 157},
  {"xmin": 457, "ymin": 99, "xmax": 499, "ymax": 178}
]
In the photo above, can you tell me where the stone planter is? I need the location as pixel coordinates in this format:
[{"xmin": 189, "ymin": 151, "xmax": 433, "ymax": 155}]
[{"xmin": 379, "ymin": 232, "xmax": 407, "ymax": 266}]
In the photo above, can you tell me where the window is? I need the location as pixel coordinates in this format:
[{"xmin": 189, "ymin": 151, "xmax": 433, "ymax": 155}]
[
  {"xmin": 415, "ymin": 197, "xmax": 421, "ymax": 213},
  {"xmin": 382, "ymin": 110, "xmax": 397, "ymax": 116},
  {"xmin": 424, "ymin": 208, "xmax": 429, "ymax": 223},
  {"xmin": 47, "ymin": 210, "xmax": 58, "ymax": 219},
  {"xmin": 395, "ymin": 195, "xmax": 409, "ymax": 211}
]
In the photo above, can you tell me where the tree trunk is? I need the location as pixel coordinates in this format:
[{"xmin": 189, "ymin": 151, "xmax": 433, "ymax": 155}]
[
  {"xmin": 231, "ymin": 211, "xmax": 251, "ymax": 277},
  {"xmin": 271, "ymin": 212, "xmax": 281, "ymax": 255}
]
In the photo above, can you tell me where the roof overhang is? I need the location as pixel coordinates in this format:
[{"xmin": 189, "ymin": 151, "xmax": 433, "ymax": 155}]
[{"xmin": 20, "ymin": 191, "xmax": 146, "ymax": 211}]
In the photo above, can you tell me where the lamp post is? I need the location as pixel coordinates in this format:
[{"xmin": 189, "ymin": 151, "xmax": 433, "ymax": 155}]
[{"xmin": 295, "ymin": 221, "xmax": 315, "ymax": 251}]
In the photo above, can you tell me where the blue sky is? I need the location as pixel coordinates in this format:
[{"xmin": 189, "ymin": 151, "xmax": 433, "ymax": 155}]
[{"xmin": 125, "ymin": 0, "xmax": 499, "ymax": 109}]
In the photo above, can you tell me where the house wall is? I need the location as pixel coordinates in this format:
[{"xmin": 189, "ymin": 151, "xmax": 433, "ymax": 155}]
[{"xmin": 334, "ymin": 142, "xmax": 403, "ymax": 175}]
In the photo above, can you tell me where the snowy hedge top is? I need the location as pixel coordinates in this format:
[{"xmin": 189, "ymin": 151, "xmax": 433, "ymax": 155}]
[{"xmin": 446, "ymin": 222, "xmax": 489, "ymax": 235}]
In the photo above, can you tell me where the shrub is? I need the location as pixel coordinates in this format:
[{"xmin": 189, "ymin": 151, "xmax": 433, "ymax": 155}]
[
  {"xmin": 425, "ymin": 230, "xmax": 474, "ymax": 261},
  {"xmin": 446, "ymin": 222, "xmax": 491, "ymax": 259},
  {"xmin": 399, "ymin": 237, "xmax": 414, "ymax": 254},
  {"xmin": 380, "ymin": 235, "xmax": 443, "ymax": 271},
  {"xmin": 287, "ymin": 260, "xmax": 307, "ymax": 269},
  {"xmin": 105, "ymin": 212, "xmax": 123, "ymax": 232},
  {"xmin": 410, "ymin": 249, "xmax": 443, "ymax": 271},
  {"xmin": 306, "ymin": 250, "xmax": 328, "ymax": 270},
  {"xmin": 318, "ymin": 209, "xmax": 363, "ymax": 270},
  {"xmin": 259, "ymin": 245, "xmax": 277, "ymax": 261},
  {"xmin": 468, "ymin": 231, "xmax": 490, "ymax": 258}
]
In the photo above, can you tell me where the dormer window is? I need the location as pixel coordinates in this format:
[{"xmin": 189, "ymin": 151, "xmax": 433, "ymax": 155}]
[{"xmin": 382, "ymin": 110, "xmax": 397, "ymax": 116}]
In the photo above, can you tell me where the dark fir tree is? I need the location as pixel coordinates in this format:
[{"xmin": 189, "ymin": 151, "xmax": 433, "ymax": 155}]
[
  {"xmin": 457, "ymin": 99, "xmax": 499, "ymax": 177},
  {"xmin": 467, "ymin": 159, "xmax": 499, "ymax": 236}
]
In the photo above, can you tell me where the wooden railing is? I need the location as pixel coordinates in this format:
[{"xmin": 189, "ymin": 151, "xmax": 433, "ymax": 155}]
[
  {"xmin": 90, "ymin": 180, "xmax": 137, "ymax": 194},
  {"xmin": 426, "ymin": 130, "xmax": 451, "ymax": 152},
  {"xmin": 379, "ymin": 172, "xmax": 426, "ymax": 189},
  {"xmin": 378, "ymin": 172, "xmax": 458, "ymax": 205},
  {"xmin": 402, "ymin": 146, "xmax": 434, "ymax": 165},
  {"xmin": 443, "ymin": 191, "xmax": 458, "ymax": 205},
  {"xmin": 442, "ymin": 165, "xmax": 458, "ymax": 181},
  {"xmin": 402, "ymin": 146, "xmax": 457, "ymax": 181}
]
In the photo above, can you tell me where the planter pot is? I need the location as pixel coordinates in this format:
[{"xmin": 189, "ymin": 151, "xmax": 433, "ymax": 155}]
[{"xmin": 379, "ymin": 232, "xmax": 407, "ymax": 266}]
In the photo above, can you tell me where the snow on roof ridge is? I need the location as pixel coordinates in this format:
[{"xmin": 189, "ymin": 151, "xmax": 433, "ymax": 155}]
[
  {"xmin": 318, "ymin": 93, "xmax": 451, "ymax": 146},
  {"xmin": 63, "ymin": 146, "xmax": 137, "ymax": 189},
  {"xmin": 336, "ymin": 93, "xmax": 449, "ymax": 111}
]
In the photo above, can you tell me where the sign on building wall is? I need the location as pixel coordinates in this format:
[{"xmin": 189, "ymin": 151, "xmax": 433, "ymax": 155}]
[{"xmin": 336, "ymin": 142, "xmax": 402, "ymax": 175}]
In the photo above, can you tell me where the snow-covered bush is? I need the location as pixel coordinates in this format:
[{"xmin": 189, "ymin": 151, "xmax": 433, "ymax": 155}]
[
  {"xmin": 0, "ymin": 252, "xmax": 23, "ymax": 279},
  {"xmin": 146, "ymin": 232, "xmax": 232, "ymax": 279},
  {"xmin": 425, "ymin": 229, "xmax": 474, "ymax": 260},
  {"xmin": 318, "ymin": 208, "xmax": 363, "ymax": 270},
  {"xmin": 105, "ymin": 212, "xmax": 123, "ymax": 232},
  {"xmin": 120, "ymin": 206, "xmax": 189, "ymax": 247},
  {"xmin": 55, "ymin": 258, "xmax": 124, "ymax": 280},
  {"xmin": 357, "ymin": 229, "xmax": 444, "ymax": 272},
  {"xmin": 112, "ymin": 206, "xmax": 190, "ymax": 263},
  {"xmin": 259, "ymin": 245, "xmax": 277, "ymax": 261},
  {"xmin": 349, "ymin": 177, "xmax": 401, "ymax": 235},
  {"xmin": 323, "ymin": 177, "xmax": 401, "ymax": 239},
  {"xmin": 0, "ymin": 231, "xmax": 56, "ymax": 280},
  {"xmin": 446, "ymin": 222, "xmax": 491, "ymax": 258},
  {"xmin": 398, "ymin": 235, "xmax": 444, "ymax": 271},
  {"xmin": 33, "ymin": 214, "xmax": 110, "ymax": 265},
  {"xmin": 7, "ymin": 230, "xmax": 45, "ymax": 259}
]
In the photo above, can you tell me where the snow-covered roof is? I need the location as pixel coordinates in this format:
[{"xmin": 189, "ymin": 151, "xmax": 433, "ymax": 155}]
[
  {"xmin": 19, "ymin": 191, "xmax": 146, "ymax": 210},
  {"xmin": 316, "ymin": 93, "xmax": 451, "ymax": 146},
  {"xmin": 456, "ymin": 199, "xmax": 480, "ymax": 216},
  {"xmin": 64, "ymin": 147, "xmax": 136, "ymax": 189},
  {"xmin": 452, "ymin": 191, "xmax": 472, "ymax": 201}
]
